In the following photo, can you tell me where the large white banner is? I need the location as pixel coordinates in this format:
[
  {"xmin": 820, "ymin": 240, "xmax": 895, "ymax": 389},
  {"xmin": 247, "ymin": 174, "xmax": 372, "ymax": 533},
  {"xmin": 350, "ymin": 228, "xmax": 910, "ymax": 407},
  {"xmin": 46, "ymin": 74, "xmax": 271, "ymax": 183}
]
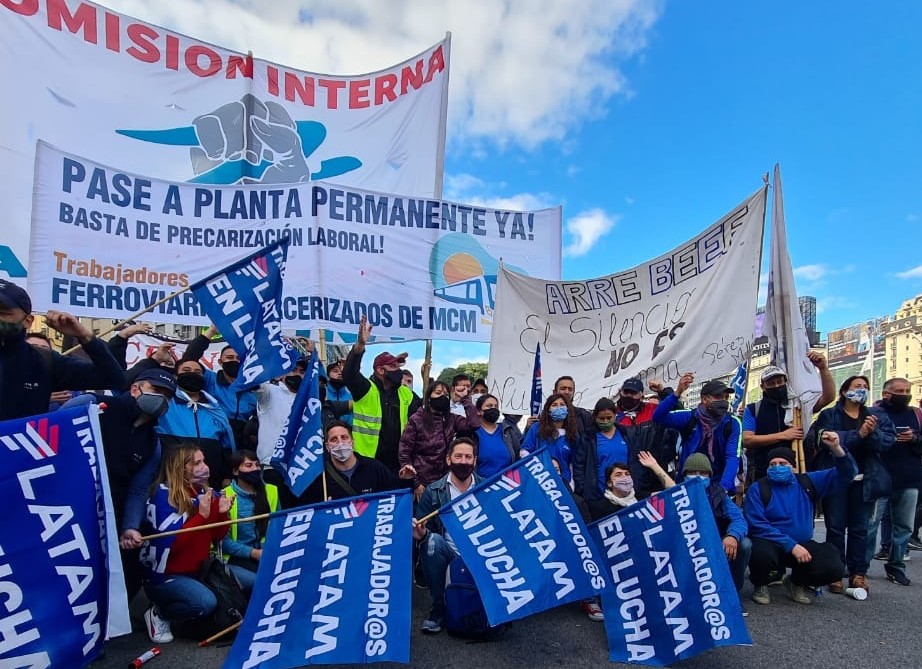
[
  {"xmin": 0, "ymin": 0, "xmax": 449, "ymax": 280},
  {"xmin": 488, "ymin": 188, "xmax": 767, "ymax": 411},
  {"xmin": 30, "ymin": 143, "xmax": 562, "ymax": 342}
]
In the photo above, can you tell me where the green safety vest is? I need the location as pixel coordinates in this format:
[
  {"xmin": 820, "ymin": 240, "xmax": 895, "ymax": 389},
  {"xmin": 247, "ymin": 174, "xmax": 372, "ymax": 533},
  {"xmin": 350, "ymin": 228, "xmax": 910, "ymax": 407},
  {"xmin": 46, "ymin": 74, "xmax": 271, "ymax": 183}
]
[
  {"xmin": 223, "ymin": 483, "xmax": 279, "ymax": 543},
  {"xmin": 352, "ymin": 381, "xmax": 412, "ymax": 458}
]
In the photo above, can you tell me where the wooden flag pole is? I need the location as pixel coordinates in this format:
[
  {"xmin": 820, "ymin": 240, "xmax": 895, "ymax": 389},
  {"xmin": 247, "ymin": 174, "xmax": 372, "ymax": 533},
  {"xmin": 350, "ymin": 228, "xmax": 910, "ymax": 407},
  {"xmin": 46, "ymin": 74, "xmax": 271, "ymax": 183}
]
[
  {"xmin": 792, "ymin": 406, "xmax": 806, "ymax": 474},
  {"xmin": 139, "ymin": 513, "xmax": 273, "ymax": 542},
  {"xmin": 421, "ymin": 339, "xmax": 433, "ymax": 397},
  {"xmin": 198, "ymin": 620, "xmax": 242, "ymax": 647}
]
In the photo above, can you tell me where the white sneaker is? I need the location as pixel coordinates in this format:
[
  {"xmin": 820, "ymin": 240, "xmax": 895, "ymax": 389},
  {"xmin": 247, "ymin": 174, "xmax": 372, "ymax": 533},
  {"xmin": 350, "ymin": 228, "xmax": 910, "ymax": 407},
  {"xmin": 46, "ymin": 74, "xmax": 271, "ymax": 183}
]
[{"xmin": 144, "ymin": 606, "xmax": 174, "ymax": 643}]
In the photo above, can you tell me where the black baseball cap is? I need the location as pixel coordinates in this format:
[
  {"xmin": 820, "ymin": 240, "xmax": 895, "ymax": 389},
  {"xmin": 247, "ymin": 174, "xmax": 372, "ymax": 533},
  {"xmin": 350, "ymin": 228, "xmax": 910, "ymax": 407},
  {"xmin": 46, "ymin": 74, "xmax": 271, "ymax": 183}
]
[
  {"xmin": 135, "ymin": 368, "xmax": 177, "ymax": 395},
  {"xmin": 700, "ymin": 379, "xmax": 733, "ymax": 397},
  {"xmin": 620, "ymin": 377, "xmax": 644, "ymax": 393},
  {"xmin": 0, "ymin": 281, "xmax": 31, "ymax": 313}
]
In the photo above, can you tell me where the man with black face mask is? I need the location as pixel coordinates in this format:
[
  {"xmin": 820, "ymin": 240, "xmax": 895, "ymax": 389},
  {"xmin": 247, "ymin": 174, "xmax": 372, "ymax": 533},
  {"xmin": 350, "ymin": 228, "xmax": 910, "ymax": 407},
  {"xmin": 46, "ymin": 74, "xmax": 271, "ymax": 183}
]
[
  {"xmin": 0, "ymin": 281, "xmax": 126, "ymax": 420},
  {"xmin": 653, "ymin": 373, "xmax": 742, "ymax": 493},
  {"xmin": 866, "ymin": 378, "xmax": 922, "ymax": 586},
  {"xmin": 742, "ymin": 354, "xmax": 835, "ymax": 480},
  {"xmin": 325, "ymin": 360, "xmax": 353, "ymax": 424},
  {"xmin": 184, "ymin": 326, "xmax": 259, "ymax": 446},
  {"xmin": 342, "ymin": 316, "xmax": 420, "ymax": 472}
]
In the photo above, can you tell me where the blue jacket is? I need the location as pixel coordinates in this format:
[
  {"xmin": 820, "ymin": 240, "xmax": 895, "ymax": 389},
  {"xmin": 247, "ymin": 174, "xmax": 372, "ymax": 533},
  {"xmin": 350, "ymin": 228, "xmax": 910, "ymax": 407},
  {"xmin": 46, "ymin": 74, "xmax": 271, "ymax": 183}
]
[
  {"xmin": 325, "ymin": 383, "xmax": 353, "ymax": 424},
  {"xmin": 653, "ymin": 393, "xmax": 741, "ymax": 492},
  {"xmin": 156, "ymin": 389, "xmax": 236, "ymax": 487},
  {"xmin": 745, "ymin": 453, "xmax": 857, "ymax": 551},
  {"xmin": 705, "ymin": 481, "xmax": 747, "ymax": 541}
]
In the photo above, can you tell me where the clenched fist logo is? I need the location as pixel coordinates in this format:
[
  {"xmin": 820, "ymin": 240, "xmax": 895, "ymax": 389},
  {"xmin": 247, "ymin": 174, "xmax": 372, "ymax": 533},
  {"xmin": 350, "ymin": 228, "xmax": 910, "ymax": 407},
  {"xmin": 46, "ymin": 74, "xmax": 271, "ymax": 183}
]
[{"xmin": 117, "ymin": 95, "xmax": 362, "ymax": 185}]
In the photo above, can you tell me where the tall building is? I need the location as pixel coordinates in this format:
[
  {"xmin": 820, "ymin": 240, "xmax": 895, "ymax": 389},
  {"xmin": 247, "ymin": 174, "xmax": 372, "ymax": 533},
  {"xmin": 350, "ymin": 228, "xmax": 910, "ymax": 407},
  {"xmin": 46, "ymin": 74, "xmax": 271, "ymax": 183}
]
[{"xmin": 882, "ymin": 294, "xmax": 922, "ymax": 398}]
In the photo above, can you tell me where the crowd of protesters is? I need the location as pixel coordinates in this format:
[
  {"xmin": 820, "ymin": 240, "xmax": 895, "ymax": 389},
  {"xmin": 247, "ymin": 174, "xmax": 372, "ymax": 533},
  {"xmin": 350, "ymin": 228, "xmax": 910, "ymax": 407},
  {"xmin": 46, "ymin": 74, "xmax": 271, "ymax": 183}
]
[{"xmin": 2, "ymin": 281, "xmax": 919, "ymax": 646}]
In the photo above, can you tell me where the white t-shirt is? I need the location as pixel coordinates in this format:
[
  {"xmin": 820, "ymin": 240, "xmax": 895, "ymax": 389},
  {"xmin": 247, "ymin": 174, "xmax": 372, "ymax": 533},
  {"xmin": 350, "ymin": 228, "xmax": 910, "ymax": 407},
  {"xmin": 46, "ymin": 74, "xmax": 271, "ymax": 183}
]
[{"xmin": 255, "ymin": 382, "xmax": 296, "ymax": 465}]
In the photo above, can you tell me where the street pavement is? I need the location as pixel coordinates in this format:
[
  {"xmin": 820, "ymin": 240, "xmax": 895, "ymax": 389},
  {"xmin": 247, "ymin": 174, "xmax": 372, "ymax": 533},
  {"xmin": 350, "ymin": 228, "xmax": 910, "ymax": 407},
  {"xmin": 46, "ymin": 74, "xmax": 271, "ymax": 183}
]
[{"xmin": 96, "ymin": 524, "xmax": 922, "ymax": 669}]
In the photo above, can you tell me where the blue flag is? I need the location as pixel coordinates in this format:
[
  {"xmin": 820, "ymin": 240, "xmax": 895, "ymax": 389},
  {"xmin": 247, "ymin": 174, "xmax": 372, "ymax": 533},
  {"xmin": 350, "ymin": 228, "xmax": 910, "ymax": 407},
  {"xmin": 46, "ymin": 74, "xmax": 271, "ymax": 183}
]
[
  {"xmin": 530, "ymin": 343, "xmax": 543, "ymax": 416},
  {"xmin": 191, "ymin": 239, "xmax": 299, "ymax": 389},
  {"xmin": 223, "ymin": 490, "xmax": 413, "ymax": 668},
  {"xmin": 440, "ymin": 449, "xmax": 607, "ymax": 626},
  {"xmin": 589, "ymin": 479, "xmax": 751, "ymax": 666},
  {"xmin": 0, "ymin": 406, "xmax": 117, "ymax": 667},
  {"xmin": 729, "ymin": 362, "xmax": 748, "ymax": 412},
  {"xmin": 271, "ymin": 349, "xmax": 324, "ymax": 496}
]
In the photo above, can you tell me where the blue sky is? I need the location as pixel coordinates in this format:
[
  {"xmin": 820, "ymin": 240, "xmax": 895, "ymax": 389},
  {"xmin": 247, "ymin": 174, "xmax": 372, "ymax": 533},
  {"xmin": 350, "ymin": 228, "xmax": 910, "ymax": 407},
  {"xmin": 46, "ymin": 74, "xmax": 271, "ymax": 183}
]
[{"xmin": 104, "ymin": 0, "xmax": 922, "ymax": 385}]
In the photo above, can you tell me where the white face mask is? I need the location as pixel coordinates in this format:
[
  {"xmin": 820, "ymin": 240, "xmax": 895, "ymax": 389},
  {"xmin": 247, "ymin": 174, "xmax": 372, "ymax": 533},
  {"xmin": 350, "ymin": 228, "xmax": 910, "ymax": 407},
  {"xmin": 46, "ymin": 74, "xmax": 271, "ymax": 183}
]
[
  {"xmin": 330, "ymin": 441, "xmax": 354, "ymax": 463},
  {"xmin": 471, "ymin": 393, "xmax": 484, "ymax": 404}
]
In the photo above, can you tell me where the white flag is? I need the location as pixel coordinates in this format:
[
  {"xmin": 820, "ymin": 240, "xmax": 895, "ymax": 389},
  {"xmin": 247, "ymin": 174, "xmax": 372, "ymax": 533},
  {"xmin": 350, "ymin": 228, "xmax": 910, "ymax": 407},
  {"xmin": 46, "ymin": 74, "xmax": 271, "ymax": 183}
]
[{"xmin": 763, "ymin": 164, "xmax": 822, "ymax": 423}]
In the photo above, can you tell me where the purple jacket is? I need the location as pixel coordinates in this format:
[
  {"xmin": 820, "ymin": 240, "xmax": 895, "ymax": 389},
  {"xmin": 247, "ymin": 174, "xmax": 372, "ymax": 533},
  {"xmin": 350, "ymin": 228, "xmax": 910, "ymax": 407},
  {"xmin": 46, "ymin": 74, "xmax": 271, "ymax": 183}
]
[{"xmin": 398, "ymin": 398, "xmax": 480, "ymax": 487}]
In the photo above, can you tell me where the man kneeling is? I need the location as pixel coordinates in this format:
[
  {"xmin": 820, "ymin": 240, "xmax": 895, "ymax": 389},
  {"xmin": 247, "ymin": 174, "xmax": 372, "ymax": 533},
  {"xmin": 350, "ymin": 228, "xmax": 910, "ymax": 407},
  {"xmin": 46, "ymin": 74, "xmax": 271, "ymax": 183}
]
[
  {"xmin": 412, "ymin": 437, "xmax": 482, "ymax": 634},
  {"xmin": 744, "ymin": 433, "xmax": 857, "ymax": 605}
]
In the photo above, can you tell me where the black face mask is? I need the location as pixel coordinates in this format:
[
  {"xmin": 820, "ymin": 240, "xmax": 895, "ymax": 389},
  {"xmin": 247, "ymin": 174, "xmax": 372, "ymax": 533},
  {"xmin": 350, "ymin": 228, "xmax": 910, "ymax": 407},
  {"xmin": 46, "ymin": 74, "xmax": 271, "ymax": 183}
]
[
  {"xmin": 764, "ymin": 385, "xmax": 788, "ymax": 404},
  {"xmin": 237, "ymin": 470, "xmax": 263, "ymax": 486},
  {"xmin": 385, "ymin": 369, "xmax": 404, "ymax": 386},
  {"xmin": 328, "ymin": 378, "xmax": 345, "ymax": 390},
  {"xmin": 429, "ymin": 395, "xmax": 450, "ymax": 414},
  {"xmin": 448, "ymin": 462, "xmax": 475, "ymax": 481},
  {"xmin": 284, "ymin": 375, "xmax": 302, "ymax": 392},
  {"xmin": 707, "ymin": 399, "xmax": 730, "ymax": 418},
  {"xmin": 221, "ymin": 360, "xmax": 240, "ymax": 379},
  {"xmin": 886, "ymin": 394, "xmax": 911, "ymax": 411},
  {"xmin": 177, "ymin": 372, "xmax": 204, "ymax": 393},
  {"xmin": 618, "ymin": 396, "xmax": 641, "ymax": 411},
  {"xmin": 482, "ymin": 408, "xmax": 501, "ymax": 424}
]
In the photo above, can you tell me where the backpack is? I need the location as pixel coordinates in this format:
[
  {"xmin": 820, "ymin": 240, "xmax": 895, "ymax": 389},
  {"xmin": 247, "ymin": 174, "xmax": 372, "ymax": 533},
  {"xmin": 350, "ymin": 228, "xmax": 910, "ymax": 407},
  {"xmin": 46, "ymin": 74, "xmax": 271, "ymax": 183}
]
[
  {"xmin": 757, "ymin": 473, "xmax": 817, "ymax": 508},
  {"xmin": 444, "ymin": 557, "xmax": 507, "ymax": 640},
  {"xmin": 172, "ymin": 556, "xmax": 250, "ymax": 641}
]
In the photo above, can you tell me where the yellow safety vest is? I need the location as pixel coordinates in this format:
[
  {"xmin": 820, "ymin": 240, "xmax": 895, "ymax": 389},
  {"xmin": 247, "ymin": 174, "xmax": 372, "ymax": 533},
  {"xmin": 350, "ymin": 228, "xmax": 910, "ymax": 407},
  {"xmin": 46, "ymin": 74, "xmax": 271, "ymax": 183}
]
[
  {"xmin": 352, "ymin": 381, "xmax": 412, "ymax": 458},
  {"xmin": 223, "ymin": 483, "xmax": 279, "ymax": 543}
]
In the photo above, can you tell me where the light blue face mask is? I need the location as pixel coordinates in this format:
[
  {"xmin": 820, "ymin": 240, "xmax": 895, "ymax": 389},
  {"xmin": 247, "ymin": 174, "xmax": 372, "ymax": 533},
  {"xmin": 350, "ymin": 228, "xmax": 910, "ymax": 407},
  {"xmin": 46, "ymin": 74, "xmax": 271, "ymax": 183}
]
[
  {"xmin": 767, "ymin": 464, "xmax": 795, "ymax": 484},
  {"xmin": 549, "ymin": 406, "xmax": 568, "ymax": 422},
  {"xmin": 685, "ymin": 474, "xmax": 710, "ymax": 482},
  {"xmin": 845, "ymin": 388, "xmax": 868, "ymax": 405}
]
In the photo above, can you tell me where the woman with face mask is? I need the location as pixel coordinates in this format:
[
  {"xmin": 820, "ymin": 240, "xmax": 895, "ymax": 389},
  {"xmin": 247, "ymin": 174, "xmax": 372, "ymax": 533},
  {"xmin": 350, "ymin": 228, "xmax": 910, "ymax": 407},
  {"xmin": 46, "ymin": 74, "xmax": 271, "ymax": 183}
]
[
  {"xmin": 220, "ymin": 450, "xmax": 280, "ymax": 589},
  {"xmin": 520, "ymin": 393, "xmax": 581, "ymax": 483},
  {"xmin": 156, "ymin": 358, "xmax": 236, "ymax": 489},
  {"xmin": 805, "ymin": 375, "xmax": 896, "ymax": 595},
  {"xmin": 474, "ymin": 393, "xmax": 521, "ymax": 478},
  {"xmin": 139, "ymin": 444, "xmax": 235, "ymax": 644},
  {"xmin": 399, "ymin": 381, "xmax": 481, "ymax": 501},
  {"xmin": 573, "ymin": 398, "xmax": 630, "ymax": 503},
  {"xmin": 587, "ymin": 463, "xmax": 637, "ymax": 521}
]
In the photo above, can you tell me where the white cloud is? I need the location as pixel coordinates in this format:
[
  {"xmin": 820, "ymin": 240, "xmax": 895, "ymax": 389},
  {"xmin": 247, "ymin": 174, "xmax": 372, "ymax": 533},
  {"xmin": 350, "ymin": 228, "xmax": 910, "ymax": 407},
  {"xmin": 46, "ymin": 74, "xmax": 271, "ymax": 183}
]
[
  {"xmin": 793, "ymin": 264, "xmax": 831, "ymax": 282},
  {"xmin": 816, "ymin": 296, "xmax": 856, "ymax": 314},
  {"xmin": 444, "ymin": 172, "xmax": 555, "ymax": 211},
  {"xmin": 896, "ymin": 265, "xmax": 922, "ymax": 280},
  {"xmin": 102, "ymin": 0, "xmax": 663, "ymax": 147},
  {"xmin": 563, "ymin": 208, "xmax": 618, "ymax": 257}
]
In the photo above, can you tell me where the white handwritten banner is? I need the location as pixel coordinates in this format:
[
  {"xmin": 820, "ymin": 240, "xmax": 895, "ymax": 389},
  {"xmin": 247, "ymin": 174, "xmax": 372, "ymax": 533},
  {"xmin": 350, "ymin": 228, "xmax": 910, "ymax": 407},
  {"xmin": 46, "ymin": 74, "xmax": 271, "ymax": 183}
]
[
  {"xmin": 488, "ymin": 188, "xmax": 766, "ymax": 411},
  {"xmin": 0, "ymin": 0, "xmax": 449, "ymax": 280},
  {"xmin": 29, "ymin": 143, "xmax": 562, "ymax": 342}
]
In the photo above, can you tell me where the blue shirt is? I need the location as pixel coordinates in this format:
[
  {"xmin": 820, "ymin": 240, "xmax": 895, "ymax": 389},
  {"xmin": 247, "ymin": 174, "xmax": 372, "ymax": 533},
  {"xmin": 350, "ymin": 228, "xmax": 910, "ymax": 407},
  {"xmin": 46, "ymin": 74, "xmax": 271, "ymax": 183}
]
[
  {"xmin": 596, "ymin": 430, "xmax": 628, "ymax": 493},
  {"xmin": 521, "ymin": 424, "xmax": 574, "ymax": 481},
  {"xmin": 476, "ymin": 426, "xmax": 512, "ymax": 478}
]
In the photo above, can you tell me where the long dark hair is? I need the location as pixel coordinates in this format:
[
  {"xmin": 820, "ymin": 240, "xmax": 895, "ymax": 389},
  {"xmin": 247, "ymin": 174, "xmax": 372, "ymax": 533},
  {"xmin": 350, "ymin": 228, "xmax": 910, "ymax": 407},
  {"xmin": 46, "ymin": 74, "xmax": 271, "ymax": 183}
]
[
  {"xmin": 231, "ymin": 449, "xmax": 270, "ymax": 538},
  {"xmin": 422, "ymin": 381, "xmax": 451, "ymax": 432},
  {"xmin": 538, "ymin": 393, "xmax": 579, "ymax": 443}
]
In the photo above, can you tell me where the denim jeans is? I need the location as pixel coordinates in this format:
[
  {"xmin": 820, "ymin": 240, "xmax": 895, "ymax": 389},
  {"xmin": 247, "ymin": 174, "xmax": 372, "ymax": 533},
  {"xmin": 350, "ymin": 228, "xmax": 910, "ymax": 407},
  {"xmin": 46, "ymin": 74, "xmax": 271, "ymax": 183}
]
[
  {"xmin": 228, "ymin": 563, "xmax": 257, "ymax": 592},
  {"xmin": 868, "ymin": 488, "xmax": 919, "ymax": 570},
  {"xmin": 144, "ymin": 575, "xmax": 216, "ymax": 622},
  {"xmin": 420, "ymin": 532, "xmax": 458, "ymax": 620},
  {"xmin": 823, "ymin": 480, "xmax": 874, "ymax": 576},
  {"xmin": 729, "ymin": 536, "xmax": 752, "ymax": 593}
]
